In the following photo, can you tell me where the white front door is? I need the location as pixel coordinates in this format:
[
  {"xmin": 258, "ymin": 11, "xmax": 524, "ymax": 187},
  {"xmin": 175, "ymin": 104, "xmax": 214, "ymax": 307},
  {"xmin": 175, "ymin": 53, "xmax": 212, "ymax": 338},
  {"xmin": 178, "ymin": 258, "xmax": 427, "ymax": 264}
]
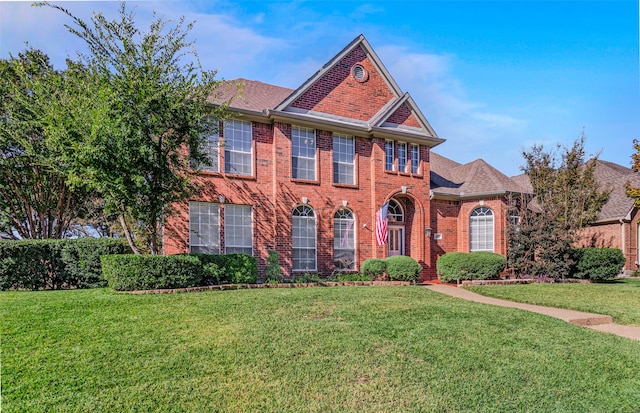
[{"xmin": 388, "ymin": 226, "xmax": 404, "ymax": 256}]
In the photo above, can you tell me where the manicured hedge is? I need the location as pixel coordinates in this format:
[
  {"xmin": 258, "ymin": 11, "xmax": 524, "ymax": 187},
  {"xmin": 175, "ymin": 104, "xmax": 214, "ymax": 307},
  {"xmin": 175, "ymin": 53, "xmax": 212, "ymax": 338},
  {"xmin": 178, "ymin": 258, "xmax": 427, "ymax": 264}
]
[
  {"xmin": 101, "ymin": 254, "xmax": 206, "ymax": 291},
  {"xmin": 189, "ymin": 253, "xmax": 258, "ymax": 284},
  {"xmin": 385, "ymin": 255, "xmax": 422, "ymax": 281},
  {"xmin": 101, "ymin": 253, "xmax": 258, "ymax": 291},
  {"xmin": 0, "ymin": 238, "xmax": 130, "ymax": 290},
  {"xmin": 437, "ymin": 251, "xmax": 506, "ymax": 283},
  {"xmin": 572, "ymin": 248, "xmax": 625, "ymax": 281},
  {"xmin": 360, "ymin": 258, "xmax": 386, "ymax": 279}
]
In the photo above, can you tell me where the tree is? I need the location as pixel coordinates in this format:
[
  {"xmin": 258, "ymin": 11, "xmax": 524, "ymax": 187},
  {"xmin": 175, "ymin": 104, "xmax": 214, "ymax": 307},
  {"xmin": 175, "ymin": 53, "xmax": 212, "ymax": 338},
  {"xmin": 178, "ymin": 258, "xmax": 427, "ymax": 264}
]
[
  {"xmin": 625, "ymin": 139, "xmax": 640, "ymax": 205},
  {"xmin": 0, "ymin": 49, "xmax": 102, "ymax": 239},
  {"xmin": 38, "ymin": 2, "xmax": 229, "ymax": 254},
  {"xmin": 508, "ymin": 134, "xmax": 610, "ymax": 278}
]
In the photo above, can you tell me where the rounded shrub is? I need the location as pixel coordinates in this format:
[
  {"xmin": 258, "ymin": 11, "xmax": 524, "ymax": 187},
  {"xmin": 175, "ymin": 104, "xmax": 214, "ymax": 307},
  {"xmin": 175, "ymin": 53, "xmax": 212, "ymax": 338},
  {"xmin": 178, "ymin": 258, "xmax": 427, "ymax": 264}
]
[
  {"xmin": 101, "ymin": 254, "xmax": 204, "ymax": 291},
  {"xmin": 361, "ymin": 258, "xmax": 386, "ymax": 279},
  {"xmin": 572, "ymin": 247, "xmax": 625, "ymax": 281},
  {"xmin": 385, "ymin": 255, "xmax": 422, "ymax": 282},
  {"xmin": 437, "ymin": 252, "xmax": 506, "ymax": 283}
]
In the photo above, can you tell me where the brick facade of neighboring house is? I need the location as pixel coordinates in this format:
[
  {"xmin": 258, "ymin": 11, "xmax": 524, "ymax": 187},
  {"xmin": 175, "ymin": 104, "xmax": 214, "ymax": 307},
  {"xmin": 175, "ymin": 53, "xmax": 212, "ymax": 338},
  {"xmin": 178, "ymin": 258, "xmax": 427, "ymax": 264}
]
[{"xmin": 163, "ymin": 35, "xmax": 636, "ymax": 280}]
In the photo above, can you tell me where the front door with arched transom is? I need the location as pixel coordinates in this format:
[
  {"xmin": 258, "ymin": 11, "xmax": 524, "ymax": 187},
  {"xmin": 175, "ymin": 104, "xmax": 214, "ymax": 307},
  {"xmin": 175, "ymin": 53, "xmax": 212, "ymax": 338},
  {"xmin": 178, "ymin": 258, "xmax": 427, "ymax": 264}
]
[
  {"xmin": 387, "ymin": 199, "xmax": 405, "ymax": 256},
  {"xmin": 388, "ymin": 225, "xmax": 404, "ymax": 256}
]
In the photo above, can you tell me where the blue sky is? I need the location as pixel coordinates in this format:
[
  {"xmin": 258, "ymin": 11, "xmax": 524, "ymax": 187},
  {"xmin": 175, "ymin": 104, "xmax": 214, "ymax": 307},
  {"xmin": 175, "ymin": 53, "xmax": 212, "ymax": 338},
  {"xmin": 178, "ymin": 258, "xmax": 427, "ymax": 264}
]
[{"xmin": 1, "ymin": 1, "xmax": 638, "ymax": 176}]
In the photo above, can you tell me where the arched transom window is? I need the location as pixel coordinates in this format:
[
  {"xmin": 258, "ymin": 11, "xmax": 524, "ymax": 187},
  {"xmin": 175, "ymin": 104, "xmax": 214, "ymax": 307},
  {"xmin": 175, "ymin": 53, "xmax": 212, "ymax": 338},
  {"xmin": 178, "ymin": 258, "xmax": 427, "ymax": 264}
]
[
  {"xmin": 387, "ymin": 199, "xmax": 404, "ymax": 223},
  {"xmin": 470, "ymin": 206, "xmax": 494, "ymax": 252},
  {"xmin": 292, "ymin": 205, "xmax": 316, "ymax": 271},
  {"xmin": 334, "ymin": 208, "xmax": 355, "ymax": 270}
]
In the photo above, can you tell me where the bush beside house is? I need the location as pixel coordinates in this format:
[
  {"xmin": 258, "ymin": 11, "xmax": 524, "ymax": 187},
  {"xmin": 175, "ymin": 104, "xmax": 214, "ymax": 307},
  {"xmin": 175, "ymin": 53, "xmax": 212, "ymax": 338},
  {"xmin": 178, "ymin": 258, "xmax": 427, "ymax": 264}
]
[
  {"xmin": 437, "ymin": 252, "xmax": 506, "ymax": 283},
  {"xmin": 361, "ymin": 256, "xmax": 422, "ymax": 282},
  {"xmin": 571, "ymin": 248, "xmax": 625, "ymax": 281}
]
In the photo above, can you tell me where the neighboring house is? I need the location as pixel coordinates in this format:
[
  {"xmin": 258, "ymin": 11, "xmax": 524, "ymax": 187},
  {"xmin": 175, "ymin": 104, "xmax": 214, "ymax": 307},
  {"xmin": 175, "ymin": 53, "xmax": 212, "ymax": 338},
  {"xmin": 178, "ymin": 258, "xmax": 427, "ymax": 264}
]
[
  {"xmin": 163, "ymin": 34, "xmax": 637, "ymax": 280},
  {"xmin": 576, "ymin": 161, "xmax": 640, "ymax": 273}
]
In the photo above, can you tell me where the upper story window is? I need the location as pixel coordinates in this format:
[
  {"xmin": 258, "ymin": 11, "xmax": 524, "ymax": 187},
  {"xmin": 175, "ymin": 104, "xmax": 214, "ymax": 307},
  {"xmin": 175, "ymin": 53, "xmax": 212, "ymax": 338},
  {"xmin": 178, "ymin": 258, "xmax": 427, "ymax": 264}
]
[
  {"xmin": 224, "ymin": 119, "xmax": 252, "ymax": 176},
  {"xmin": 189, "ymin": 201, "xmax": 220, "ymax": 254},
  {"xmin": 190, "ymin": 117, "xmax": 219, "ymax": 172},
  {"xmin": 470, "ymin": 206, "xmax": 494, "ymax": 252},
  {"xmin": 397, "ymin": 142, "xmax": 408, "ymax": 173},
  {"xmin": 292, "ymin": 126, "xmax": 316, "ymax": 180},
  {"xmin": 410, "ymin": 144, "xmax": 420, "ymax": 174},
  {"xmin": 224, "ymin": 204, "xmax": 253, "ymax": 255},
  {"xmin": 333, "ymin": 134, "xmax": 355, "ymax": 185},
  {"xmin": 385, "ymin": 140, "xmax": 395, "ymax": 171}
]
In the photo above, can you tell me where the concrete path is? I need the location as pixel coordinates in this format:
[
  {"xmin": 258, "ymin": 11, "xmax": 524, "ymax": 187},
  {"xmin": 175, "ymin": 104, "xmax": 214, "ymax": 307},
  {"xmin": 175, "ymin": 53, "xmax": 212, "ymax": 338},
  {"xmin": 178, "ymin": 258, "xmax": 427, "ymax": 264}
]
[{"xmin": 424, "ymin": 284, "xmax": 640, "ymax": 341}]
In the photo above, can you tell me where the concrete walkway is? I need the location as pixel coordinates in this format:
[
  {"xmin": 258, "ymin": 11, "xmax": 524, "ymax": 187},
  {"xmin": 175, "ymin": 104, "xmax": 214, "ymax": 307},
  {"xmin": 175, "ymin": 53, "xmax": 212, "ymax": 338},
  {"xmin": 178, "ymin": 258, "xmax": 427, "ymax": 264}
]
[{"xmin": 424, "ymin": 284, "xmax": 640, "ymax": 341}]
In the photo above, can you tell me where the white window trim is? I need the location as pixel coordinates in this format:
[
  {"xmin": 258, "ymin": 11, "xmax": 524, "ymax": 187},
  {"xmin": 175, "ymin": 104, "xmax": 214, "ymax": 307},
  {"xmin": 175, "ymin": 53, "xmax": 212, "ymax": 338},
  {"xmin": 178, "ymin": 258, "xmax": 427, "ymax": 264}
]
[
  {"xmin": 224, "ymin": 204, "xmax": 254, "ymax": 255},
  {"xmin": 223, "ymin": 119, "xmax": 253, "ymax": 176},
  {"xmin": 470, "ymin": 207, "xmax": 495, "ymax": 252},
  {"xmin": 188, "ymin": 201, "xmax": 220, "ymax": 254},
  {"xmin": 292, "ymin": 205, "xmax": 317, "ymax": 272},
  {"xmin": 292, "ymin": 126, "xmax": 316, "ymax": 180},
  {"xmin": 333, "ymin": 134, "xmax": 355, "ymax": 185},
  {"xmin": 385, "ymin": 140, "xmax": 395, "ymax": 171}
]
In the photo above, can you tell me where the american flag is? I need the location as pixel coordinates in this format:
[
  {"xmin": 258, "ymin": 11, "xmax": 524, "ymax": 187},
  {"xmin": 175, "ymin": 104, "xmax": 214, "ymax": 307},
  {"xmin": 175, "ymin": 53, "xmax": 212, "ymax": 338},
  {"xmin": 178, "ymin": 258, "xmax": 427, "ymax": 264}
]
[{"xmin": 375, "ymin": 202, "xmax": 389, "ymax": 245}]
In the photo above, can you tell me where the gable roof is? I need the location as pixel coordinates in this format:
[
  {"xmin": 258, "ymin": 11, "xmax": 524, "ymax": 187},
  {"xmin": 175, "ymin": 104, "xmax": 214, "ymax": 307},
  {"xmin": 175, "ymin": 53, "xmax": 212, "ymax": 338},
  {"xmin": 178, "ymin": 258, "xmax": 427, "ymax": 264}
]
[
  {"xmin": 206, "ymin": 35, "xmax": 444, "ymax": 147},
  {"xmin": 270, "ymin": 34, "xmax": 444, "ymax": 146},
  {"xmin": 430, "ymin": 152, "xmax": 525, "ymax": 199}
]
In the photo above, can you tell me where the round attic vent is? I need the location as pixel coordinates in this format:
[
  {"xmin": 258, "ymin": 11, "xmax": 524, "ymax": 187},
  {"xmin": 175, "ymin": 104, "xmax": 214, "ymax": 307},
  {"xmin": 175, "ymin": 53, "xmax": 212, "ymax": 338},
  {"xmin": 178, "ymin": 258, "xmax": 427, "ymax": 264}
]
[{"xmin": 352, "ymin": 64, "xmax": 367, "ymax": 82}]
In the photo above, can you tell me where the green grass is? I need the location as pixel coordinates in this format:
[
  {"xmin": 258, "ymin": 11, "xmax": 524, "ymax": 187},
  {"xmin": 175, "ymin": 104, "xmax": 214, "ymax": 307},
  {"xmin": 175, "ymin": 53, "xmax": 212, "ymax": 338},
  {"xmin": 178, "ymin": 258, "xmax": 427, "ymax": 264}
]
[
  {"xmin": 2, "ymin": 287, "xmax": 640, "ymax": 412},
  {"xmin": 467, "ymin": 278, "xmax": 640, "ymax": 326}
]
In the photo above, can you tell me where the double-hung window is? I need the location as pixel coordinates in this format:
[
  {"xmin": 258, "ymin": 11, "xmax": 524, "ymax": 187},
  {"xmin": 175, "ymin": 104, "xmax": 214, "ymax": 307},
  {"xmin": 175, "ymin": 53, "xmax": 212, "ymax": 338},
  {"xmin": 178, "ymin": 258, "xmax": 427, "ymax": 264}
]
[
  {"xmin": 397, "ymin": 142, "xmax": 407, "ymax": 173},
  {"xmin": 410, "ymin": 144, "xmax": 420, "ymax": 174},
  {"xmin": 292, "ymin": 126, "xmax": 316, "ymax": 180},
  {"xmin": 224, "ymin": 204, "xmax": 253, "ymax": 255},
  {"xmin": 385, "ymin": 140, "xmax": 395, "ymax": 171},
  {"xmin": 189, "ymin": 202, "xmax": 220, "ymax": 254},
  {"xmin": 224, "ymin": 119, "xmax": 252, "ymax": 176},
  {"xmin": 333, "ymin": 134, "xmax": 355, "ymax": 185}
]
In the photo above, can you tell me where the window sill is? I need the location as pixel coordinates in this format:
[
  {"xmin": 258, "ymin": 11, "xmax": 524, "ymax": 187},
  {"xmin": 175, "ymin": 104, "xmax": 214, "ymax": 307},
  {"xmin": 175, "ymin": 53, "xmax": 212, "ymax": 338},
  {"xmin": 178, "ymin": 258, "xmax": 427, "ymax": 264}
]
[
  {"xmin": 224, "ymin": 173, "xmax": 256, "ymax": 181},
  {"xmin": 292, "ymin": 178, "xmax": 320, "ymax": 186},
  {"xmin": 332, "ymin": 183, "xmax": 358, "ymax": 189}
]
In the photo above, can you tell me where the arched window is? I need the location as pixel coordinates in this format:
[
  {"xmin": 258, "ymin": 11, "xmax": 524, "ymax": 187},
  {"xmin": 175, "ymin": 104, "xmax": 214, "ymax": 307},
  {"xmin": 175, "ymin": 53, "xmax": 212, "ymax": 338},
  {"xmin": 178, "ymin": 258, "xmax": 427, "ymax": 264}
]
[
  {"xmin": 387, "ymin": 199, "xmax": 404, "ymax": 223},
  {"xmin": 470, "ymin": 206, "xmax": 494, "ymax": 252},
  {"xmin": 292, "ymin": 205, "xmax": 316, "ymax": 271},
  {"xmin": 334, "ymin": 208, "xmax": 355, "ymax": 270}
]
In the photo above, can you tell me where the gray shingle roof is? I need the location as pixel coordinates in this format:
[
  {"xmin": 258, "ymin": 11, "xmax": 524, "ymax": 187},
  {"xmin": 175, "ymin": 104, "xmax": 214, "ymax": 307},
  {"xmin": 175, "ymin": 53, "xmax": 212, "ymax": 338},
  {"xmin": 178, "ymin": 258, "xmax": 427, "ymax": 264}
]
[{"xmin": 430, "ymin": 152, "xmax": 524, "ymax": 197}]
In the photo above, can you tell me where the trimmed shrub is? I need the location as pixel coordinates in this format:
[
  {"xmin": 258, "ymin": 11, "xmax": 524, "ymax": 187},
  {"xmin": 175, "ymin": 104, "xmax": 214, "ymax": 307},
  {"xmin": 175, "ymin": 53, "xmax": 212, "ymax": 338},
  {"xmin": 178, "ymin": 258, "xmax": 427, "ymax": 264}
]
[
  {"xmin": 60, "ymin": 238, "xmax": 131, "ymax": 288},
  {"xmin": 101, "ymin": 254, "xmax": 204, "ymax": 291},
  {"xmin": 189, "ymin": 253, "xmax": 257, "ymax": 284},
  {"xmin": 572, "ymin": 248, "xmax": 625, "ymax": 281},
  {"xmin": 0, "ymin": 238, "xmax": 129, "ymax": 290},
  {"xmin": 361, "ymin": 258, "xmax": 386, "ymax": 279},
  {"xmin": 266, "ymin": 250, "xmax": 281, "ymax": 283},
  {"xmin": 437, "ymin": 252, "xmax": 506, "ymax": 283},
  {"xmin": 385, "ymin": 255, "xmax": 422, "ymax": 282}
]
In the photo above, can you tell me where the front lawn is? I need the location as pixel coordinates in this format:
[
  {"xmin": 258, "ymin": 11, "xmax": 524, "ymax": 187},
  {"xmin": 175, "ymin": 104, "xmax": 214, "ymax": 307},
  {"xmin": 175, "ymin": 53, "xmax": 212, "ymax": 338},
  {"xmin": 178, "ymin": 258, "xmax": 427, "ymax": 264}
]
[
  {"xmin": 467, "ymin": 278, "xmax": 640, "ymax": 326},
  {"xmin": 2, "ymin": 287, "xmax": 639, "ymax": 412}
]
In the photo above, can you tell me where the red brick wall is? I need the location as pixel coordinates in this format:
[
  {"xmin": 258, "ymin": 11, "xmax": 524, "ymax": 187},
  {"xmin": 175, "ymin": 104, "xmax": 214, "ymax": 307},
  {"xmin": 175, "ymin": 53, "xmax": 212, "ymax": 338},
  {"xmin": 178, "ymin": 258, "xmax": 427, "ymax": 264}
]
[
  {"xmin": 386, "ymin": 103, "xmax": 421, "ymax": 128},
  {"xmin": 291, "ymin": 46, "xmax": 396, "ymax": 121}
]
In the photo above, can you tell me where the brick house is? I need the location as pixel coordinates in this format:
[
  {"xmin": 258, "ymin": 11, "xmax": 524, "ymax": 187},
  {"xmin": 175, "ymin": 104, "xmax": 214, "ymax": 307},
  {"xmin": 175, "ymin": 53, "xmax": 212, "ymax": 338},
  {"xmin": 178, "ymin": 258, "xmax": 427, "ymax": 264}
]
[{"xmin": 163, "ymin": 34, "xmax": 635, "ymax": 280}]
